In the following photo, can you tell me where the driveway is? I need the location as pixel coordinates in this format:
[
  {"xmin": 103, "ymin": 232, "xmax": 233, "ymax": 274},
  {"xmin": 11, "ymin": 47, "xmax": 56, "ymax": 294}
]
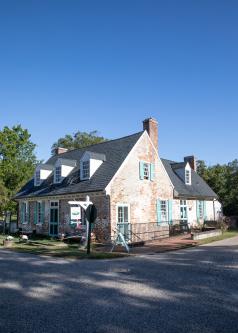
[{"xmin": 0, "ymin": 236, "xmax": 238, "ymax": 333}]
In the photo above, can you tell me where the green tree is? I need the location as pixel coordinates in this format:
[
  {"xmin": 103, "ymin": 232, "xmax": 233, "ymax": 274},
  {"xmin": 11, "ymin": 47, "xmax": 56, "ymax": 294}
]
[
  {"xmin": 0, "ymin": 125, "xmax": 38, "ymax": 214},
  {"xmin": 51, "ymin": 130, "xmax": 107, "ymax": 153},
  {"xmin": 197, "ymin": 159, "xmax": 238, "ymax": 216}
]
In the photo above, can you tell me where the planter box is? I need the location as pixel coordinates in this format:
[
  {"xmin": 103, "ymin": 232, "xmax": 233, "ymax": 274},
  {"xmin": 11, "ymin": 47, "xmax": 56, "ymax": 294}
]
[{"xmin": 192, "ymin": 229, "xmax": 222, "ymax": 241}]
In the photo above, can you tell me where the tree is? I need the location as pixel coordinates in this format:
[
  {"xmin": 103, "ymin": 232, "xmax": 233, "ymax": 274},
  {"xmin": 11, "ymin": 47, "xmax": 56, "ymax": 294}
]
[
  {"xmin": 51, "ymin": 130, "xmax": 107, "ymax": 153},
  {"xmin": 0, "ymin": 125, "xmax": 38, "ymax": 214},
  {"xmin": 197, "ymin": 159, "xmax": 238, "ymax": 216}
]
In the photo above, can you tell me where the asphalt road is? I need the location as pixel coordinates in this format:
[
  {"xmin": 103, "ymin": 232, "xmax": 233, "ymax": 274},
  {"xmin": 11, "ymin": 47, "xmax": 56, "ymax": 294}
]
[{"xmin": 0, "ymin": 237, "xmax": 238, "ymax": 333}]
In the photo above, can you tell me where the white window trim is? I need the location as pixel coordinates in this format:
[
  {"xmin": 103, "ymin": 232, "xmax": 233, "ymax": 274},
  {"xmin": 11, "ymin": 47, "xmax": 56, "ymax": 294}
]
[
  {"xmin": 36, "ymin": 201, "xmax": 43, "ymax": 225},
  {"xmin": 35, "ymin": 170, "xmax": 41, "ymax": 187},
  {"xmin": 185, "ymin": 169, "xmax": 191, "ymax": 185},
  {"xmin": 160, "ymin": 200, "xmax": 168, "ymax": 223},
  {"xmin": 81, "ymin": 160, "xmax": 90, "ymax": 180},
  {"xmin": 54, "ymin": 166, "xmax": 62, "ymax": 184},
  {"xmin": 22, "ymin": 201, "xmax": 29, "ymax": 224},
  {"xmin": 116, "ymin": 203, "xmax": 130, "ymax": 224}
]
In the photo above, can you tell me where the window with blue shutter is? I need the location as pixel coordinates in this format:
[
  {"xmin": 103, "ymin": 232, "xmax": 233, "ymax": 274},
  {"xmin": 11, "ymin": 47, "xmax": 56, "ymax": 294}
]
[
  {"xmin": 41, "ymin": 202, "xmax": 45, "ymax": 224},
  {"xmin": 139, "ymin": 161, "xmax": 144, "ymax": 180},
  {"xmin": 168, "ymin": 200, "xmax": 173, "ymax": 225},
  {"xmin": 34, "ymin": 202, "xmax": 38, "ymax": 224},
  {"xmin": 150, "ymin": 164, "xmax": 155, "ymax": 181},
  {"xmin": 203, "ymin": 201, "xmax": 207, "ymax": 221},
  {"xmin": 157, "ymin": 200, "xmax": 162, "ymax": 224}
]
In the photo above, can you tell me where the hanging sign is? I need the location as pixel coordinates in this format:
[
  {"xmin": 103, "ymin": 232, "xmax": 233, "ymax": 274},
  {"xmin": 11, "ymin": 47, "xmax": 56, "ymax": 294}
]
[{"xmin": 70, "ymin": 206, "xmax": 81, "ymax": 222}]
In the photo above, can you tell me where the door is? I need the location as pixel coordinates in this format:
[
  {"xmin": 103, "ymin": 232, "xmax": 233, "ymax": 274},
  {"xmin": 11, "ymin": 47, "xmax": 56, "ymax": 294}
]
[
  {"xmin": 117, "ymin": 205, "xmax": 131, "ymax": 242},
  {"xmin": 49, "ymin": 201, "xmax": 59, "ymax": 236},
  {"xmin": 180, "ymin": 200, "xmax": 188, "ymax": 231}
]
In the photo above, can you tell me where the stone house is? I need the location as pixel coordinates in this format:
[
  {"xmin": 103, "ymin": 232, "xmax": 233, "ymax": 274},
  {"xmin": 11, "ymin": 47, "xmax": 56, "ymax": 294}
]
[{"xmin": 15, "ymin": 118, "xmax": 222, "ymax": 242}]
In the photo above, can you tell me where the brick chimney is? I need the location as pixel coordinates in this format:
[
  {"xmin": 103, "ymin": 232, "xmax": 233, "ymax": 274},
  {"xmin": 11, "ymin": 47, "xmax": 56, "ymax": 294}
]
[
  {"xmin": 54, "ymin": 147, "xmax": 68, "ymax": 155},
  {"xmin": 184, "ymin": 156, "xmax": 197, "ymax": 172},
  {"xmin": 143, "ymin": 118, "xmax": 158, "ymax": 152}
]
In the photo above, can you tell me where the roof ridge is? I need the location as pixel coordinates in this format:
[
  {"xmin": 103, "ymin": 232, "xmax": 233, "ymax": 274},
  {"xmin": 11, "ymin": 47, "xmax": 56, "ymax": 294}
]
[{"xmin": 54, "ymin": 131, "xmax": 143, "ymax": 157}]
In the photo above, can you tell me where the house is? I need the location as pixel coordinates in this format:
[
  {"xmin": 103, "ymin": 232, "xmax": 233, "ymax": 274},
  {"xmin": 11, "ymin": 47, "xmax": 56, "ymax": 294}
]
[{"xmin": 15, "ymin": 118, "xmax": 222, "ymax": 242}]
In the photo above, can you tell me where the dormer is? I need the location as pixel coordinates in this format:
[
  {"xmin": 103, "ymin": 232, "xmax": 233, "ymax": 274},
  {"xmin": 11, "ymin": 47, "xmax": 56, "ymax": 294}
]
[
  {"xmin": 54, "ymin": 158, "xmax": 77, "ymax": 184},
  {"xmin": 184, "ymin": 163, "xmax": 191, "ymax": 185},
  {"xmin": 80, "ymin": 151, "xmax": 106, "ymax": 180},
  {"xmin": 172, "ymin": 162, "xmax": 192, "ymax": 186},
  {"xmin": 34, "ymin": 164, "xmax": 54, "ymax": 186}
]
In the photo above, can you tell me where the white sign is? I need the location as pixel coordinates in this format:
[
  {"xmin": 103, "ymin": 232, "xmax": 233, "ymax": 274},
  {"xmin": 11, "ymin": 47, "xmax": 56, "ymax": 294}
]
[{"xmin": 70, "ymin": 206, "xmax": 81, "ymax": 221}]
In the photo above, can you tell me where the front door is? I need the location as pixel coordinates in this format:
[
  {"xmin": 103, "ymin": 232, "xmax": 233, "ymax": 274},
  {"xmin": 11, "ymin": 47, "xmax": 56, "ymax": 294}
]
[
  {"xmin": 180, "ymin": 200, "xmax": 188, "ymax": 231},
  {"xmin": 117, "ymin": 204, "xmax": 131, "ymax": 242},
  {"xmin": 49, "ymin": 201, "xmax": 59, "ymax": 236}
]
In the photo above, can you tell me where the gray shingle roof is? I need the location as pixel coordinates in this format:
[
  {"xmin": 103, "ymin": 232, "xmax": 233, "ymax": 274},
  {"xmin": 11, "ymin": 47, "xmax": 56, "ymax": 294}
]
[
  {"xmin": 15, "ymin": 132, "xmax": 143, "ymax": 199},
  {"xmin": 162, "ymin": 159, "xmax": 218, "ymax": 199}
]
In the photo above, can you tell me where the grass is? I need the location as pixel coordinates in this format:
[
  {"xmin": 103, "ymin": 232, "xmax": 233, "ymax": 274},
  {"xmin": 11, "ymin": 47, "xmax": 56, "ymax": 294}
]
[
  {"xmin": 198, "ymin": 230, "xmax": 238, "ymax": 245},
  {"xmin": 0, "ymin": 235, "xmax": 126, "ymax": 259}
]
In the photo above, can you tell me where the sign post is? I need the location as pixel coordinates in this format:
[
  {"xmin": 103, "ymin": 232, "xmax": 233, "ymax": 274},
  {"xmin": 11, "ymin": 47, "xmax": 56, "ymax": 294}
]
[
  {"xmin": 68, "ymin": 196, "xmax": 97, "ymax": 255},
  {"xmin": 85, "ymin": 204, "xmax": 97, "ymax": 254}
]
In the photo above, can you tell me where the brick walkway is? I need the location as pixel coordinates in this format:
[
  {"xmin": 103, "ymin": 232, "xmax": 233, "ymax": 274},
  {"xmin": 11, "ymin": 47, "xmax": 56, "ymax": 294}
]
[
  {"xmin": 96, "ymin": 234, "xmax": 198, "ymax": 255},
  {"xmin": 129, "ymin": 234, "xmax": 198, "ymax": 254}
]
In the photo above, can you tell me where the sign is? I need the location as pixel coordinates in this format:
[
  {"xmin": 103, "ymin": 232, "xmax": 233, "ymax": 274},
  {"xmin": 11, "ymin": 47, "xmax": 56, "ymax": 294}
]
[
  {"xmin": 70, "ymin": 206, "xmax": 81, "ymax": 222},
  {"xmin": 85, "ymin": 204, "xmax": 97, "ymax": 224}
]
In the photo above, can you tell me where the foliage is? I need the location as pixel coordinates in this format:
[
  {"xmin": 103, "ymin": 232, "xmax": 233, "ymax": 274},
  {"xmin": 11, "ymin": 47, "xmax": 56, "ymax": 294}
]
[
  {"xmin": 197, "ymin": 159, "xmax": 238, "ymax": 216},
  {"xmin": 0, "ymin": 125, "xmax": 38, "ymax": 214},
  {"xmin": 51, "ymin": 130, "xmax": 107, "ymax": 153}
]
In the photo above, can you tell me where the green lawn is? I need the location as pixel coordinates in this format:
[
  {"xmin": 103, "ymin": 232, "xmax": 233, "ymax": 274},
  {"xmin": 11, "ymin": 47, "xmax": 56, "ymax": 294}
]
[
  {"xmin": 198, "ymin": 230, "xmax": 238, "ymax": 245},
  {"xmin": 0, "ymin": 235, "xmax": 125, "ymax": 259}
]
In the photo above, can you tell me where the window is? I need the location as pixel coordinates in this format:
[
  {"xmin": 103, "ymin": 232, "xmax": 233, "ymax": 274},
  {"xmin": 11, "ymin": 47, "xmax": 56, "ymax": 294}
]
[
  {"xmin": 143, "ymin": 163, "xmax": 150, "ymax": 180},
  {"xmin": 21, "ymin": 202, "xmax": 28, "ymax": 224},
  {"xmin": 180, "ymin": 200, "xmax": 188, "ymax": 221},
  {"xmin": 55, "ymin": 166, "xmax": 61, "ymax": 183},
  {"xmin": 198, "ymin": 201, "xmax": 203, "ymax": 219},
  {"xmin": 35, "ymin": 170, "xmax": 41, "ymax": 186},
  {"xmin": 185, "ymin": 169, "xmax": 191, "ymax": 185},
  {"xmin": 82, "ymin": 160, "xmax": 90, "ymax": 179},
  {"xmin": 160, "ymin": 200, "xmax": 167, "ymax": 222},
  {"xmin": 118, "ymin": 206, "xmax": 129, "ymax": 223}
]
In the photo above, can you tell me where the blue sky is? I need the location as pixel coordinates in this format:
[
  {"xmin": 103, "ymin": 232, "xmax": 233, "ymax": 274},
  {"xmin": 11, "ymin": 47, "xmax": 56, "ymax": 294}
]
[{"xmin": 0, "ymin": 1, "xmax": 237, "ymax": 165}]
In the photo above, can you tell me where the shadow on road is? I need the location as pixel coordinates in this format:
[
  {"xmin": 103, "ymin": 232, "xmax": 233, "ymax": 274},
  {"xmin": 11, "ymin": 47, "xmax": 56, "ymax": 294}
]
[{"xmin": 0, "ymin": 242, "xmax": 238, "ymax": 333}]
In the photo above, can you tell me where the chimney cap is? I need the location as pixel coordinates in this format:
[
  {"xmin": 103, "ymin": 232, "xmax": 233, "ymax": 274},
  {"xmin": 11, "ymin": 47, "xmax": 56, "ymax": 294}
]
[{"xmin": 143, "ymin": 117, "xmax": 158, "ymax": 124}]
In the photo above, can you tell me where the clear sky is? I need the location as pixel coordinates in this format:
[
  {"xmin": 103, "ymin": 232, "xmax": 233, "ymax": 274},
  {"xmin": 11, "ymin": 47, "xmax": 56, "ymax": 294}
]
[{"xmin": 0, "ymin": 0, "xmax": 237, "ymax": 165}]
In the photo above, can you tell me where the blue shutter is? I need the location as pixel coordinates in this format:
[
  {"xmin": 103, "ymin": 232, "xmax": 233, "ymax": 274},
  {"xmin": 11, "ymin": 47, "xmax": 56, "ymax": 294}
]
[
  {"xmin": 203, "ymin": 201, "xmax": 207, "ymax": 221},
  {"xmin": 27, "ymin": 202, "xmax": 30, "ymax": 224},
  {"xmin": 150, "ymin": 164, "xmax": 155, "ymax": 181},
  {"xmin": 139, "ymin": 161, "xmax": 144, "ymax": 180},
  {"xmin": 168, "ymin": 200, "xmax": 173, "ymax": 225},
  {"xmin": 41, "ymin": 202, "xmax": 45, "ymax": 224},
  {"xmin": 157, "ymin": 200, "xmax": 161, "ymax": 224},
  {"xmin": 20, "ymin": 202, "xmax": 24, "ymax": 224},
  {"xmin": 196, "ymin": 201, "xmax": 200, "ymax": 223},
  {"xmin": 34, "ymin": 202, "xmax": 38, "ymax": 224}
]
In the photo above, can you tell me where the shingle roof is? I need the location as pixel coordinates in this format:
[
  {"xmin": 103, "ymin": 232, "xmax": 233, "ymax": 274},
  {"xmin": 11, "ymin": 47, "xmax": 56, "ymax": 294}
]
[
  {"xmin": 15, "ymin": 131, "xmax": 143, "ymax": 199},
  {"xmin": 161, "ymin": 159, "xmax": 218, "ymax": 199}
]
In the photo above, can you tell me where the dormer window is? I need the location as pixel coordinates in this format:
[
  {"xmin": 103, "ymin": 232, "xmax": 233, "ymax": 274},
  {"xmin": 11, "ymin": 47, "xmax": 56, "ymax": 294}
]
[
  {"xmin": 35, "ymin": 170, "xmax": 41, "ymax": 186},
  {"xmin": 80, "ymin": 151, "xmax": 105, "ymax": 180},
  {"xmin": 55, "ymin": 166, "xmax": 62, "ymax": 183},
  {"xmin": 34, "ymin": 164, "xmax": 54, "ymax": 186},
  {"xmin": 82, "ymin": 161, "xmax": 90, "ymax": 179},
  {"xmin": 53, "ymin": 158, "xmax": 77, "ymax": 184},
  {"xmin": 185, "ymin": 169, "xmax": 191, "ymax": 185}
]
